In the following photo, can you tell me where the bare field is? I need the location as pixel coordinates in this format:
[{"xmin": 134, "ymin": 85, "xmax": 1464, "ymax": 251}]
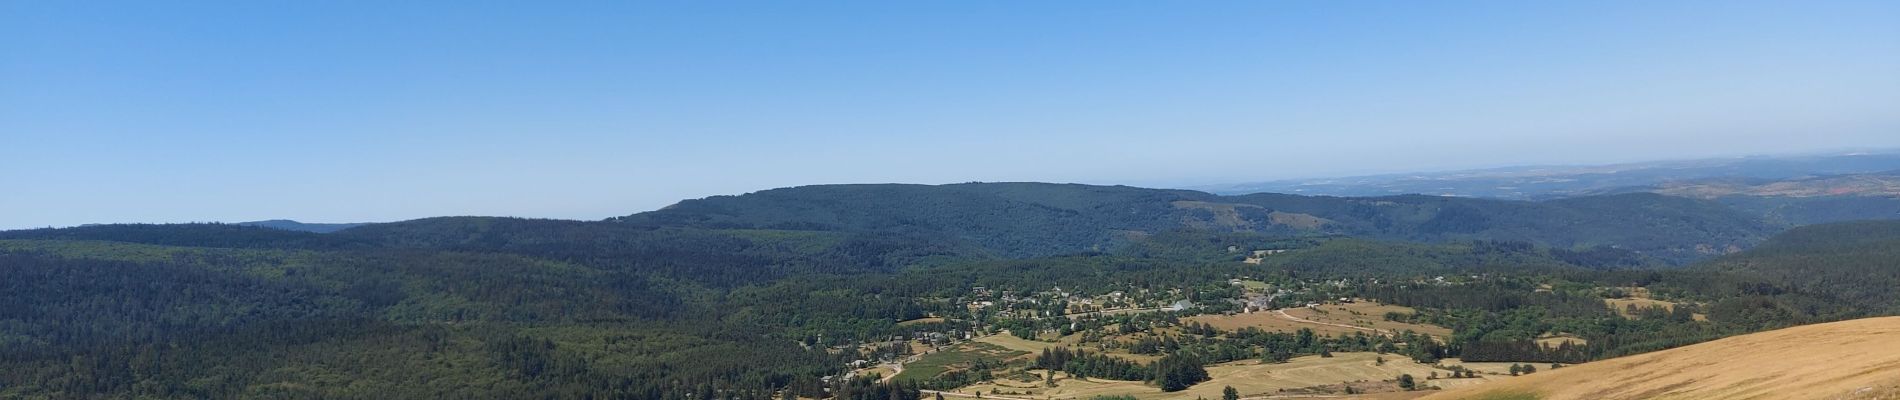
[
  {"xmin": 1532, "ymin": 335, "xmax": 1585, "ymax": 348},
  {"xmin": 1603, "ymin": 297, "xmax": 1674, "ymax": 315},
  {"xmin": 855, "ymin": 365, "xmax": 897, "ymax": 379},
  {"xmin": 1437, "ymin": 359, "xmax": 1553, "ymax": 376},
  {"xmin": 1421, "ymin": 316, "xmax": 1900, "ymax": 400},
  {"xmin": 1189, "ymin": 302, "xmax": 1451, "ymax": 338},
  {"xmin": 1282, "ymin": 303, "xmax": 1454, "ymax": 337},
  {"xmin": 1188, "ymin": 311, "xmax": 1371, "ymax": 337}
]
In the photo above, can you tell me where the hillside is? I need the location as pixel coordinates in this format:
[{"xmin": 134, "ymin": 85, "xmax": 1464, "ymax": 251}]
[
  {"xmin": 1419, "ymin": 316, "xmax": 1900, "ymax": 400},
  {"xmin": 1686, "ymin": 220, "xmax": 1900, "ymax": 314},
  {"xmin": 616, "ymin": 183, "xmax": 1772, "ymax": 263}
]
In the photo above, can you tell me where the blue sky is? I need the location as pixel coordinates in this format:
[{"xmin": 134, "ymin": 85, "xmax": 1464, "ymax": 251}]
[{"xmin": 4, "ymin": 1, "xmax": 1898, "ymax": 228}]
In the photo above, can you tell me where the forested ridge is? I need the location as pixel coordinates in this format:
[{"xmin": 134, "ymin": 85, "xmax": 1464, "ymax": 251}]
[{"xmin": 614, "ymin": 183, "xmax": 1773, "ymax": 263}]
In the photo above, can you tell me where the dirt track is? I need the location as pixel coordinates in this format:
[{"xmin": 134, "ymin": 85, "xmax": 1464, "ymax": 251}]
[{"xmin": 1272, "ymin": 309, "xmax": 1388, "ymax": 335}]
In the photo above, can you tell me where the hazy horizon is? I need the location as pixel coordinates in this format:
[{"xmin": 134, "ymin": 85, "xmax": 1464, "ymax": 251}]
[
  {"xmin": 7, "ymin": 1, "xmax": 1899, "ymax": 229},
  {"xmin": 9, "ymin": 148, "xmax": 1896, "ymax": 229}
]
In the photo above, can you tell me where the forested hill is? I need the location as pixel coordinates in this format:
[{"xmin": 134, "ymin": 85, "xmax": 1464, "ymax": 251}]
[
  {"xmin": 615, "ymin": 182, "xmax": 1773, "ymax": 263},
  {"xmin": 1690, "ymin": 220, "xmax": 1900, "ymax": 314}
]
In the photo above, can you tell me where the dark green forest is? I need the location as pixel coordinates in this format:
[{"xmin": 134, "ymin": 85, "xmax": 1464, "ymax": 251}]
[{"xmin": 613, "ymin": 183, "xmax": 1774, "ymax": 263}]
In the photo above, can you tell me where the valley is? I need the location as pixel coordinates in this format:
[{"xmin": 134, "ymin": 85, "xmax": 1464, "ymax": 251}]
[{"xmin": 3, "ymin": 182, "xmax": 1900, "ymax": 399}]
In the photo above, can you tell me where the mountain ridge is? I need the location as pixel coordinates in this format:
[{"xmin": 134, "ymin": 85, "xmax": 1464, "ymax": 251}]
[{"xmin": 614, "ymin": 182, "xmax": 1770, "ymax": 263}]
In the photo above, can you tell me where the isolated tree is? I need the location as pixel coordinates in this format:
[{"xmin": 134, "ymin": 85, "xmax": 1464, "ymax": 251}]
[
  {"xmin": 1397, "ymin": 374, "xmax": 1416, "ymax": 391},
  {"xmin": 1222, "ymin": 386, "xmax": 1239, "ymax": 400},
  {"xmin": 1522, "ymin": 364, "xmax": 1537, "ymax": 374},
  {"xmin": 1508, "ymin": 364, "xmax": 1523, "ymax": 376}
]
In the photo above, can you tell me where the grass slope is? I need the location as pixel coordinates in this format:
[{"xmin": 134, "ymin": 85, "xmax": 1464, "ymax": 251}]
[{"xmin": 1420, "ymin": 316, "xmax": 1900, "ymax": 400}]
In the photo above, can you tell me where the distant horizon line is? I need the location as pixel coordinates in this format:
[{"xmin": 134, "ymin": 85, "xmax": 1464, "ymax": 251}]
[{"xmin": 11, "ymin": 146, "xmax": 1899, "ymax": 231}]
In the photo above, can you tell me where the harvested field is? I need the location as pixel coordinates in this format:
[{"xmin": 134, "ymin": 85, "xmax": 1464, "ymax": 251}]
[
  {"xmin": 1532, "ymin": 335, "xmax": 1585, "ymax": 348},
  {"xmin": 952, "ymin": 352, "xmax": 1472, "ymax": 400},
  {"xmin": 1603, "ymin": 297, "xmax": 1674, "ymax": 315},
  {"xmin": 1437, "ymin": 359, "xmax": 1558, "ymax": 376},
  {"xmin": 1189, "ymin": 302, "xmax": 1451, "ymax": 338},
  {"xmin": 1282, "ymin": 303, "xmax": 1454, "ymax": 337}
]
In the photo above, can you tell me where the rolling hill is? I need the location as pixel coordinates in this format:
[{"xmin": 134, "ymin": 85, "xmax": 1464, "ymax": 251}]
[
  {"xmin": 1419, "ymin": 316, "xmax": 1900, "ymax": 400},
  {"xmin": 1688, "ymin": 220, "xmax": 1900, "ymax": 314}
]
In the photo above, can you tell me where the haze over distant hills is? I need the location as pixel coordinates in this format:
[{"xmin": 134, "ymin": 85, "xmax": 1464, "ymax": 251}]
[
  {"xmin": 234, "ymin": 220, "xmax": 370, "ymax": 234},
  {"xmin": 1195, "ymin": 151, "xmax": 1900, "ymax": 200}
]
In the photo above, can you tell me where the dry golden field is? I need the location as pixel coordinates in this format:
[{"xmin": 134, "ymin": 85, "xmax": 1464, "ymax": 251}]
[
  {"xmin": 951, "ymin": 352, "xmax": 1477, "ymax": 400},
  {"xmin": 1187, "ymin": 301, "xmax": 1452, "ymax": 338},
  {"xmin": 1420, "ymin": 316, "xmax": 1900, "ymax": 400}
]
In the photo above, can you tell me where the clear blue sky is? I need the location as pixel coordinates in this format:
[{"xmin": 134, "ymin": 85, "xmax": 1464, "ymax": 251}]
[{"xmin": 5, "ymin": 1, "xmax": 1898, "ymax": 228}]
